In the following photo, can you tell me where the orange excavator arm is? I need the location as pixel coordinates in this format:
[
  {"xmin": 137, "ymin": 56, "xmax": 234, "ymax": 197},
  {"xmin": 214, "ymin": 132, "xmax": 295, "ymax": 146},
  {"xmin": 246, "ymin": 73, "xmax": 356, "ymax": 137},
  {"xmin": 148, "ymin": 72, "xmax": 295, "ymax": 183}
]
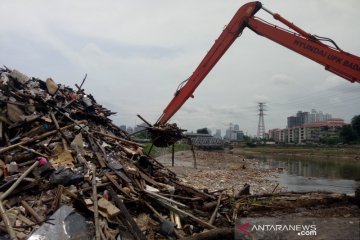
[{"xmin": 155, "ymin": 1, "xmax": 360, "ymax": 126}]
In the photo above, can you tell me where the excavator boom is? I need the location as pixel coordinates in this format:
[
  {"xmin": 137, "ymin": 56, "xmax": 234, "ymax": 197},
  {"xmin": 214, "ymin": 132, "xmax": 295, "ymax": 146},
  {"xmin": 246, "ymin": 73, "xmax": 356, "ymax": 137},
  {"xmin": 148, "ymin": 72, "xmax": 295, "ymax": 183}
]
[
  {"xmin": 150, "ymin": 1, "xmax": 360, "ymax": 147},
  {"xmin": 155, "ymin": 1, "xmax": 262, "ymax": 125},
  {"xmin": 247, "ymin": 15, "xmax": 360, "ymax": 83},
  {"xmin": 155, "ymin": 1, "xmax": 360, "ymax": 126}
]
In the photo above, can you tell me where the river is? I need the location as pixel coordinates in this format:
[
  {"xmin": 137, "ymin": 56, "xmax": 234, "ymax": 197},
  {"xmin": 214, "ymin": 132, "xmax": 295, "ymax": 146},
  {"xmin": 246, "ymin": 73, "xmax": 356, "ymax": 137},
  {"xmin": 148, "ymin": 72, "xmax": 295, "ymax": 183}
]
[{"xmin": 248, "ymin": 154, "xmax": 360, "ymax": 194}]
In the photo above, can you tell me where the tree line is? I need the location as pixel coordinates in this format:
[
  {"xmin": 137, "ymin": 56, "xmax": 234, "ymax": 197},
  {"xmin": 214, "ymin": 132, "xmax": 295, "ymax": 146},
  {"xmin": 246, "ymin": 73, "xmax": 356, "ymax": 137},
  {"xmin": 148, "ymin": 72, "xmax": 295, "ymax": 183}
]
[{"xmin": 340, "ymin": 115, "xmax": 360, "ymax": 144}]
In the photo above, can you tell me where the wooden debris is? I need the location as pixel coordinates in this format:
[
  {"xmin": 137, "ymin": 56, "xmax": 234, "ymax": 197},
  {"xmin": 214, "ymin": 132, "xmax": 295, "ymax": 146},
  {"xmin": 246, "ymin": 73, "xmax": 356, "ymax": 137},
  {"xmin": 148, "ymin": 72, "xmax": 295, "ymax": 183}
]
[
  {"xmin": 97, "ymin": 197, "xmax": 120, "ymax": 218},
  {"xmin": 108, "ymin": 187, "xmax": 147, "ymax": 240},
  {"xmin": 20, "ymin": 200, "xmax": 43, "ymax": 223},
  {"xmin": 179, "ymin": 228, "xmax": 233, "ymax": 240},
  {"xmin": 208, "ymin": 192, "xmax": 223, "ymax": 225},
  {"xmin": 0, "ymin": 201, "xmax": 17, "ymax": 240},
  {"xmin": 92, "ymin": 166, "xmax": 100, "ymax": 240}
]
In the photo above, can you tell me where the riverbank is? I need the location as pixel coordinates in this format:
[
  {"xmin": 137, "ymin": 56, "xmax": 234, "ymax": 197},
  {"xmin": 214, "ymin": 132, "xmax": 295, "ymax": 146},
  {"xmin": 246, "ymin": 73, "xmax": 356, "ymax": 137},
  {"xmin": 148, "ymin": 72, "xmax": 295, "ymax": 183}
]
[
  {"xmin": 156, "ymin": 150, "xmax": 360, "ymax": 221},
  {"xmin": 234, "ymin": 145, "xmax": 360, "ymax": 159}
]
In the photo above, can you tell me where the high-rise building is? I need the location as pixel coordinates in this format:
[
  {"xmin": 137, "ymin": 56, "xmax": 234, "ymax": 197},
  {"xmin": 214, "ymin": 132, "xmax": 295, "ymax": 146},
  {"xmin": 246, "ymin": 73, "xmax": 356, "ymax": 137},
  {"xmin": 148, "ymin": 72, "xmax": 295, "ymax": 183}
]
[
  {"xmin": 309, "ymin": 109, "xmax": 332, "ymax": 123},
  {"xmin": 225, "ymin": 129, "xmax": 231, "ymax": 139},
  {"xmin": 225, "ymin": 123, "xmax": 243, "ymax": 141},
  {"xmin": 296, "ymin": 111, "xmax": 309, "ymax": 126},
  {"xmin": 126, "ymin": 126, "xmax": 133, "ymax": 134},
  {"xmin": 287, "ymin": 116, "xmax": 296, "ymax": 128},
  {"xmin": 288, "ymin": 109, "xmax": 330, "ymax": 128},
  {"xmin": 214, "ymin": 129, "xmax": 222, "ymax": 138}
]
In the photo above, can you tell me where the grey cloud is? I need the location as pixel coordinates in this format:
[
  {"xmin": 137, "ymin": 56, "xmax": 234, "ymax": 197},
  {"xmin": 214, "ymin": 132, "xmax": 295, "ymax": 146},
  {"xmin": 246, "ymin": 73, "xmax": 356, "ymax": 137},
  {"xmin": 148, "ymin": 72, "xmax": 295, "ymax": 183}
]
[{"xmin": 0, "ymin": 0, "xmax": 359, "ymax": 135}]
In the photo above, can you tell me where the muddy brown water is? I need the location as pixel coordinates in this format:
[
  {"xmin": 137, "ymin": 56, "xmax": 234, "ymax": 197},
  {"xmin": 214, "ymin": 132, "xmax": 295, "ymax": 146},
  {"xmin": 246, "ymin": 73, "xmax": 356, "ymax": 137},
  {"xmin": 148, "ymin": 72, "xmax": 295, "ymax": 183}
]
[{"xmin": 248, "ymin": 153, "xmax": 360, "ymax": 194}]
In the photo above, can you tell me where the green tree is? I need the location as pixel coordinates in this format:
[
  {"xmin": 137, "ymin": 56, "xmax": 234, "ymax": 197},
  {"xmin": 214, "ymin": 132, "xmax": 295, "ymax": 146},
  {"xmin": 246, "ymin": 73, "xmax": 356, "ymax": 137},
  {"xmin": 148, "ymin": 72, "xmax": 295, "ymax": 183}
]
[
  {"xmin": 351, "ymin": 115, "xmax": 360, "ymax": 137},
  {"xmin": 196, "ymin": 128, "xmax": 209, "ymax": 134},
  {"xmin": 340, "ymin": 125, "xmax": 357, "ymax": 143},
  {"xmin": 134, "ymin": 129, "xmax": 150, "ymax": 139}
]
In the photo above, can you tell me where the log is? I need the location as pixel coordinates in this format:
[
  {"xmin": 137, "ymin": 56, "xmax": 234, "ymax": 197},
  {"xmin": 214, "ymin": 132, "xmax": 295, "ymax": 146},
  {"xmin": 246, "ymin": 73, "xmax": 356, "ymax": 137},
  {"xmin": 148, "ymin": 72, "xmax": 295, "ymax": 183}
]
[
  {"xmin": 107, "ymin": 187, "xmax": 147, "ymax": 240},
  {"xmin": 50, "ymin": 112, "xmax": 70, "ymax": 150},
  {"xmin": 173, "ymin": 182, "xmax": 216, "ymax": 200},
  {"xmin": 87, "ymin": 135, "xmax": 106, "ymax": 168},
  {"xmin": 179, "ymin": 228, "xmax": 233, "ymax": 240},
  {"xmin": 208, "ymin": 192, "xmax": 223, "ymax": 225},
  {"xmin": 92, "ymin": 130, "xmax": 144, "ymax": 148},
  {"xmin": 156, "ymin": 199, "xmax": 216, "ymax": 230},
  {"xmin": 104, "ymin": 172, "xmax": 131, "ymax": 199},
  {"xmin": 235, "ymin": 183, "xmax": 250, "ymax": 199},
  {"xmin": 21, "ymin": 200, "xmax": 44, "ymax": 223},
  {"xmin": 144, "ymin": 190, "xmax": 187, "ymax": 208}
]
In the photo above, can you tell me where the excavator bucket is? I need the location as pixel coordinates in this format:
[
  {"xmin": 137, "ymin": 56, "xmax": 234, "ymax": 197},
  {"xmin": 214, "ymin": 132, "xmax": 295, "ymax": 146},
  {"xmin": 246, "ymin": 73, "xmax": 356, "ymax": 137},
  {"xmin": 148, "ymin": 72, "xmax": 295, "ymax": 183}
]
[{"xmin": 149, "ymin": 123, "xmax": 185, "ymax": 147}]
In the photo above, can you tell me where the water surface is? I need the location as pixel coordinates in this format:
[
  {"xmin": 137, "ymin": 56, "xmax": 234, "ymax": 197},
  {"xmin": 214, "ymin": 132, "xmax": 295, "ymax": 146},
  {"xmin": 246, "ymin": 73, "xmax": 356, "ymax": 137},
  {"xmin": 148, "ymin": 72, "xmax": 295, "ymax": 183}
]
[{"xmin": 251, "ymin": 154, "xmax": 360, "ymax": 194}]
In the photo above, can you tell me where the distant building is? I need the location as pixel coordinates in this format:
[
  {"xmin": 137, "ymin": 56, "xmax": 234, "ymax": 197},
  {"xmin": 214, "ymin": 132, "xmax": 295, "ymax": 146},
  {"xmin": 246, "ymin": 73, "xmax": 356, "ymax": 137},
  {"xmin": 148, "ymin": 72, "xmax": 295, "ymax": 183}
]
[
  {"xmin": 296, "ymin": 111, "xmax": 309, "ymax": 126},
  {"xmin": 287, "ymin": 109, "xmax": 332, "ymax": 128},
  {"xmin": 214, "ymin": 129, "xmax": 222, "ymax": 138},
  {"xmin": 287, "ymin": 116, "xmax": 297, "ymax": 128},
  {"xmin": 225, "ymin": 129, "xmax": 231, "ymax": 139},
  {"xmin": 287, "ymin": 111, "xmax": 309, "ymax": 128},
  {"xmin": 126, "ymin": 126, "xmax": 133, "ymax": 134},
  {"xmin": 120, "ymin": 125, "xmax": 126, "ymax": 131},
  {"xmin": 268, "ymin": 128, "xmax": 281, "ymax": 141},
  {"xmin": 134, "ymin": 123, "xmax": 147, "ymax": 133},
  {"xmin": 309, "ymin": 109, "xmax": 332, "ymax": 123},
  {"xmin": 269, "ymin": 118, "xmax": 345, "ymax": 144},
  {"xmin": 224, "ymin": 123, "xmax": 244, "ymax": 141},
  {"xmin": 236, "ymin": 131, "xmax": 244, "ymax": 141}
]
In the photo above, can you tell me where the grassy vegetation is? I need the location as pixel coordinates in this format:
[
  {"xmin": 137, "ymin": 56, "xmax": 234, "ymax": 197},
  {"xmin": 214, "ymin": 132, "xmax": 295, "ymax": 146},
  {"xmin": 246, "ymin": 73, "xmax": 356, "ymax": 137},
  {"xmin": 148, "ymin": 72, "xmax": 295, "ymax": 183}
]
[
  {"xmin": 141, "ymin": 141, "xmax": 360, "ymax": 158},
  {"xmin": 235, "ymin": 145, "xmax": 360, "ymax": 157},
  {"xmin": 144, "ymin": 143, "xmax": 191, "ymax": 157}
]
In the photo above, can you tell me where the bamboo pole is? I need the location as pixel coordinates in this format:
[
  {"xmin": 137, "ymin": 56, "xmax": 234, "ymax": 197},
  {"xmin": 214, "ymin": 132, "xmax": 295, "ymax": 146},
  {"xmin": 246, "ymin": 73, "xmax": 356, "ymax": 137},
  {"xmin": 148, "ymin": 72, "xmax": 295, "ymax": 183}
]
[
  {"xmin": 208, "ymin": 192, "xmax": 223, "ymax": 225},
  {"xmin": 0, "ymin": 201, "xmax": 17, "ymax": 240},
  {"xmin": 92, "ymin": 166, "xmax": 101, "ymax": 240}
]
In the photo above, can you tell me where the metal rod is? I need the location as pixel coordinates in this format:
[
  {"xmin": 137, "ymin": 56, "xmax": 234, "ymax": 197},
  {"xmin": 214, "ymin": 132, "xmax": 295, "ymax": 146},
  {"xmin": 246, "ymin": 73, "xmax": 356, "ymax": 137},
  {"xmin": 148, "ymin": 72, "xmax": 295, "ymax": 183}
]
[
  {"xmin": 171, "ymin": 144, "xmax": 175, "ymax": 167},
  {"xmin": 261, "ymin": 5, "xmax": 274, "ymax": 16}
]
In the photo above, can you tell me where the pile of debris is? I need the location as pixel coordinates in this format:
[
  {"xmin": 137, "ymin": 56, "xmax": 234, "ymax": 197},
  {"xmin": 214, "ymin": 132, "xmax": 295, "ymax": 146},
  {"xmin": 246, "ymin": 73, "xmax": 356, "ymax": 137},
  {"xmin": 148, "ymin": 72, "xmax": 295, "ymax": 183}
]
[{"xmin": 0, "ymin": 67, "xmax": 235, "ymax": 240}]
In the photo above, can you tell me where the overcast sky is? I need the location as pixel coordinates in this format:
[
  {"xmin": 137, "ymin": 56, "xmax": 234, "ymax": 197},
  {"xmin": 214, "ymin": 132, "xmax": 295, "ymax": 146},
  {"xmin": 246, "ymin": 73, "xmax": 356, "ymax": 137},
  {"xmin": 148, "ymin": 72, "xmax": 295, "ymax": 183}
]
[{"xmin": 1, "ymin": 0, "xmax": 359, "ymax": 136}]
